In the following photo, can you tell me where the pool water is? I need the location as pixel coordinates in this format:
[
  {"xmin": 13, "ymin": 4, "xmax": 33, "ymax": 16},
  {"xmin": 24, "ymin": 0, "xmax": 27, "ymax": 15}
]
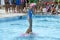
[{"xmin": 0, "ymin": 15, "xmax": 60, "ymax": 40}]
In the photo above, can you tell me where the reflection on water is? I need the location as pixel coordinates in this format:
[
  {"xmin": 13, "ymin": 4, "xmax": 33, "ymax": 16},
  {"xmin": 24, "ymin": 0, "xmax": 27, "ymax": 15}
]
[
  {"xmin": 14, "ymin": 34, "xmax": 60, "ymax": 40},
  {"xmin": 14, "ymin": 34, "xmax": 36, "ymax": 40}
]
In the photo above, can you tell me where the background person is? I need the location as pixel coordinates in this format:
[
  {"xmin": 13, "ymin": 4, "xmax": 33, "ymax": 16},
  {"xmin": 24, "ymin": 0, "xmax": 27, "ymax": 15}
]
[
  {"xmin": 11, "ymin": 0, "xmax": 16, "ymax": 13},
  {"xmin": 16, "ymin": 0, "xmax": 21, "ymax": 13},
  {"xmin": 4, "ymin": 0, "xmax": 10, "ymax": 13}
]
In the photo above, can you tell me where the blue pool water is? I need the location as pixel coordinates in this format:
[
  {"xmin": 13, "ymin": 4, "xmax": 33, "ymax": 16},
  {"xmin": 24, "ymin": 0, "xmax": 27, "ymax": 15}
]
[{"xmin": 0, "ymin": 15, "xmax": 60, "ymax": 40}]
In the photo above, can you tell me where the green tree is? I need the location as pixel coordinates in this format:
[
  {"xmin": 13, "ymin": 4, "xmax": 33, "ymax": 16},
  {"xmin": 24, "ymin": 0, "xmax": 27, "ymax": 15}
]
[{"xmin": 30, "ymin": 0, "xmax": 38, "ymax": 3}]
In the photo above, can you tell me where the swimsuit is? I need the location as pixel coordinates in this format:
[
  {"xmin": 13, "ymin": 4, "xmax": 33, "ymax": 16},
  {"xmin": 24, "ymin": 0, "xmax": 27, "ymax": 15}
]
[{"xmin": 28, "ymin": 9, "xmax": 33, "ymax": 19}]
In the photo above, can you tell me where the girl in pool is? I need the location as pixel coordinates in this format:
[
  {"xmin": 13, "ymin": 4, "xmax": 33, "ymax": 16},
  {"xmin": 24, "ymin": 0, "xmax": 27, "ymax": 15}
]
[{"xmin": 26, "ymin": 3, "xmax": 35, "ymax": 34}]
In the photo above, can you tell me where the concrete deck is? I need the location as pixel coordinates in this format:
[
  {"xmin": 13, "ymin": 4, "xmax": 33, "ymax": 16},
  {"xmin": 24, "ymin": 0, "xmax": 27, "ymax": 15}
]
[
  {"xmin": 0, "ymin": 13, "xmax": 27, "ymax": 18},
  {"xmin": 0, "ymin": 9, "xmax": 27, "ymax": 18},
  {"xmin": 0, "ymin": 9, "xmax": 60, "ymax": 18}
]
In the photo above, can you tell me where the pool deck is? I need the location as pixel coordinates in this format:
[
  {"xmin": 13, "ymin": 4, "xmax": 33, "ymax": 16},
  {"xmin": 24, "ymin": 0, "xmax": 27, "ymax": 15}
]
[
  {"xmin": 0, "ymin": 13, "xmax": 27, "ymax": 18},
  {"xmin": 0, "ymin": 9, "xmax": 27, "ymax": 18},
  {"xmin": 0, "ymin": 9, "xmax": 60, "ymax": 18}
]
